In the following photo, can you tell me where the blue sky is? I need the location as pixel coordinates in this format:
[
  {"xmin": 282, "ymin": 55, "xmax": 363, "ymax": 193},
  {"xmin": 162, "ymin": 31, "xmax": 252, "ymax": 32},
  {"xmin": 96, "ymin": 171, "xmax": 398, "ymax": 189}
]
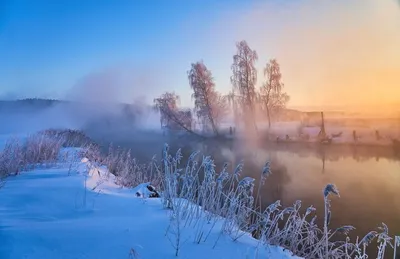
[
  {"xmin": 1, "ymin": 0, "xmax": 399, "ymax": 109},
  {"xmin": 0, "ymin": 0, "xmax": 253, "ymax": 105}
]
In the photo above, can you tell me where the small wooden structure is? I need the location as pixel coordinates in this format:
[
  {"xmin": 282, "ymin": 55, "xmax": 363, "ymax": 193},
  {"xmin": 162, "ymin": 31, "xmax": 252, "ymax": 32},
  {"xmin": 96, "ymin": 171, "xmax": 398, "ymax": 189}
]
[
  {"xmin": 315, "ymin": 112, "xmax": 332, "ymax": 144},
  {"xmin": 317, "ymin": 112, "xmax": 327, "ymax": 140}
]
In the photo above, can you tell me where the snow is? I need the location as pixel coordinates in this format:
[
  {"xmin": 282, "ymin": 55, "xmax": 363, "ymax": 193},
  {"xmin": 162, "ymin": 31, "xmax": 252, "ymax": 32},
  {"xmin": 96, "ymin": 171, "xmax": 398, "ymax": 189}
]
[{"xmin": 0, "ymin": 150, "xmax": 301, "ymax": 259}]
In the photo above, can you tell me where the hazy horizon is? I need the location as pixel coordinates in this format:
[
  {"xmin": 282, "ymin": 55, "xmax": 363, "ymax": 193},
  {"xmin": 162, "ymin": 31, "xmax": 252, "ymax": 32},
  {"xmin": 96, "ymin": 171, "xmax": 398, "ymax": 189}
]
[{"xmin": 1, "ymin": 97, "xmax": 399, "ymax": 119}]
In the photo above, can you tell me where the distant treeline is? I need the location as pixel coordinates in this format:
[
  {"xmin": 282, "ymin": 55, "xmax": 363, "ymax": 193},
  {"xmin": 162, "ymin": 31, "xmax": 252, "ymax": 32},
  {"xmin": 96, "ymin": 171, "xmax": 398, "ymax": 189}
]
[
  {"xmin": 0, "ymin": 98, "xmax": 148, "ymax": 114},
  {"xmin": 0, "ymin": 98, "xmax": 65, "ymax": 113}
]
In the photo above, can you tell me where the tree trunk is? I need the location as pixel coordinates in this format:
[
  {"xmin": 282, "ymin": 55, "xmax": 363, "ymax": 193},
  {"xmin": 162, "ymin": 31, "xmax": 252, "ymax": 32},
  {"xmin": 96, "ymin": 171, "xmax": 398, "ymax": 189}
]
[
  {"xmin": 267, "ymin": 106, "xmax": 271, "ymax": 129},
  {"xmin": 233, "ymin": 101, "xmax": 239, "ymax": 128},
  {"xmin": 253, "ymin": 110, "xmax": 259, "ymax": 134},
  {"xmin": 210, "ymin": 119, "xmax": 219, "ymax": 136}
]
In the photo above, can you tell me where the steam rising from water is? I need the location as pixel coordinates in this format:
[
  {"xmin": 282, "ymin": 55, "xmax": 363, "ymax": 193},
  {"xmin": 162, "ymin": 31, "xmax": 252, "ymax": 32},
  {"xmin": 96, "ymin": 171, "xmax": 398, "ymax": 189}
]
[{"xmin": 0, "ymin": 63, "xmax": 166, "ymax": 135}]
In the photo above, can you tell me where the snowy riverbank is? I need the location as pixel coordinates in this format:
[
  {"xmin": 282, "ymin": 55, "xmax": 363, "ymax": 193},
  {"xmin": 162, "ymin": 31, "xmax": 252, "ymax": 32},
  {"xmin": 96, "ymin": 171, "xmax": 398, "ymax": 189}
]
[{"xmin": 0, "ymin": 149, "xmax": 300, "ymax": 259}]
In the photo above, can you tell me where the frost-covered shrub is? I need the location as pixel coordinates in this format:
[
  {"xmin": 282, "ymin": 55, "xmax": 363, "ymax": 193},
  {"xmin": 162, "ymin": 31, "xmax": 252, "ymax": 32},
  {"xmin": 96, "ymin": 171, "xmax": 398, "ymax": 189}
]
[
  {"xmin": 83, "ymin": 143, "xmax": 162, "ymax": 189},
  {"xmin": 0, "ymin": 137, "xmax": 24, "ymax": 176},
  {"xmin": 0, "ymin": 133, "xmax": 64, "ymax": 176},
  {"xmin": 40, "ymin": 129, "xmax": 97, "ymax": 147},
  {"xmin": 23, "ymin": 134, "xmax": 63, "ymax": 168},
  {"xmin": 161, "ymin": 145, "xmax": 260, "ymax": 254}
]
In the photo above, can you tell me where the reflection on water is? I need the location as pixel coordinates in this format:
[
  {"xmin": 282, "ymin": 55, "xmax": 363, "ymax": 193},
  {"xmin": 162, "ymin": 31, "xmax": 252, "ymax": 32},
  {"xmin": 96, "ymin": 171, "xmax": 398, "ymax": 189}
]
[
  {"xmin": 88, "ymin": 129, "xmax": 400, "ymax": 256},
  {"xmin": 202, "ymin": 141, "xmax": 400, "ymax": 257},
  {"xmin": 218, "ymin": 144, "xmax": 398, "ymax": 227}
]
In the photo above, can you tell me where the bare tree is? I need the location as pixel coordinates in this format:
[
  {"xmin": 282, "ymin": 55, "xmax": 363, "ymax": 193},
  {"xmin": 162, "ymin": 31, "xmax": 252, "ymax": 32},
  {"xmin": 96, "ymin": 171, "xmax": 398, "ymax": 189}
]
[
  {"xmin": 231, "ymin": 40, "xmax": 259, "ymax": 133},
  {"xmin": 188, "ymin": 61, "xmax": 227, "ymax": 136},
  {"xmin": 153, "ymin": 92, "xmax": 180, "ymax": 129},
  {"xmin": 260, "ymin": 59, "xmax": 290, "ymax": 128},
  {"xmin": 153, "ymin": 92, "xmax": 202, "ymax": 137}
]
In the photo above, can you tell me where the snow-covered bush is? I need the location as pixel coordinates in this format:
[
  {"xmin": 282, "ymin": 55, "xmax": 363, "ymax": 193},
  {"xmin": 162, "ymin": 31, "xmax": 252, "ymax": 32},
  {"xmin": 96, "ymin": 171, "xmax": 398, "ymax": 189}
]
[
  {"xmin": 161, "ymin": 145, "xmax": 264, "ymax": 255},
  {"xmin": 0, "ymin": 137, "xmax": 24, "ymax": 176},
  {"xmin": 23, "ymin": 134, "xmax": 63, "ymax": 169},
  {"xmin": 40, "ymin": 128, "xmax": 97, "ymax": 147},
  {"xmin": 0, "ymin": 128, "xmax": 100, "ymax": 177},
  {"xmin": 0, "ymin": 129, "xmax": 101, "ymax": 179},
  {"xmin": 101, "ymin": 144, "xmax": 161, "ymax": 189},
  {"xmin": 78, "ymin": 142, "xmax": 162, "ymax": 190},
  {"xmin": 0, "ymin": 133, "xmax": 64, "ymax": 176}
]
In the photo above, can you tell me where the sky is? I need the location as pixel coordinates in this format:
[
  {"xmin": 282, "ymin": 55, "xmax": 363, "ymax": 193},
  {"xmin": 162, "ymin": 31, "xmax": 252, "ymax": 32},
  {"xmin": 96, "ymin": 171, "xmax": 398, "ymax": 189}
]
[{"xmin": 0, "ymin": 0, "xmax": 400, "ymax": 112}]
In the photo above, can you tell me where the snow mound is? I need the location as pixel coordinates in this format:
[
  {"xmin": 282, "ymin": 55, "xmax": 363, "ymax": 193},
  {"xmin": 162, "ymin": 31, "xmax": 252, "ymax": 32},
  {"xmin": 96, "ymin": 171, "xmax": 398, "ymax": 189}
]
[
  {"xmin": 131, "ymin": 182, "xmax": 160, "ymax": 198},
  {"xmin": 0, "ymin": 158, "xmax": 301, "ymax": 259}
]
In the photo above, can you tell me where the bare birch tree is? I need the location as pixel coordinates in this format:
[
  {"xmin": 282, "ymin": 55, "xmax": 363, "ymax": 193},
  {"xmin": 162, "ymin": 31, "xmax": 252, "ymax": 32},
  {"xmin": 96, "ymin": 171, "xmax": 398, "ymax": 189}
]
[
  {"xmin": 153, "ymin": 92, "xmax": 188, "ymax": 131},
  {"xmin": 231, "ymin": 40, "xmax": 259, "ymax": 133},
  {"xmin": 188, "ymin": 61, "xmax": 227, "ymax": 136},
  {"xmin": 260, "ymin": 59, "xmax": 290, "ymax": 128},
  {"xmin": 153, "ymin": 92, "xmax": 180, "ymax": 128}
]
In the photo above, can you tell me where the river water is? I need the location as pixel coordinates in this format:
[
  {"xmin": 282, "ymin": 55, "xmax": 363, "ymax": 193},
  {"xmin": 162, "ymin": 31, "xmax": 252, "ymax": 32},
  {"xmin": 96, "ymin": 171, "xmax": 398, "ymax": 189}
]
[{"xmin": 87, "ymin": 128, "xmax": 400, "ymax": 257}]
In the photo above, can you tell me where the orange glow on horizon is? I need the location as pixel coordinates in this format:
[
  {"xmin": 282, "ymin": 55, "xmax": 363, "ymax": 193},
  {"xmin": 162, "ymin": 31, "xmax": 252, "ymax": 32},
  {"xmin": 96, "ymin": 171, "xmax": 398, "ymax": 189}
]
[{"xmin": 211, "ymin": 0, "xmax": 400, "ymax": 115}]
